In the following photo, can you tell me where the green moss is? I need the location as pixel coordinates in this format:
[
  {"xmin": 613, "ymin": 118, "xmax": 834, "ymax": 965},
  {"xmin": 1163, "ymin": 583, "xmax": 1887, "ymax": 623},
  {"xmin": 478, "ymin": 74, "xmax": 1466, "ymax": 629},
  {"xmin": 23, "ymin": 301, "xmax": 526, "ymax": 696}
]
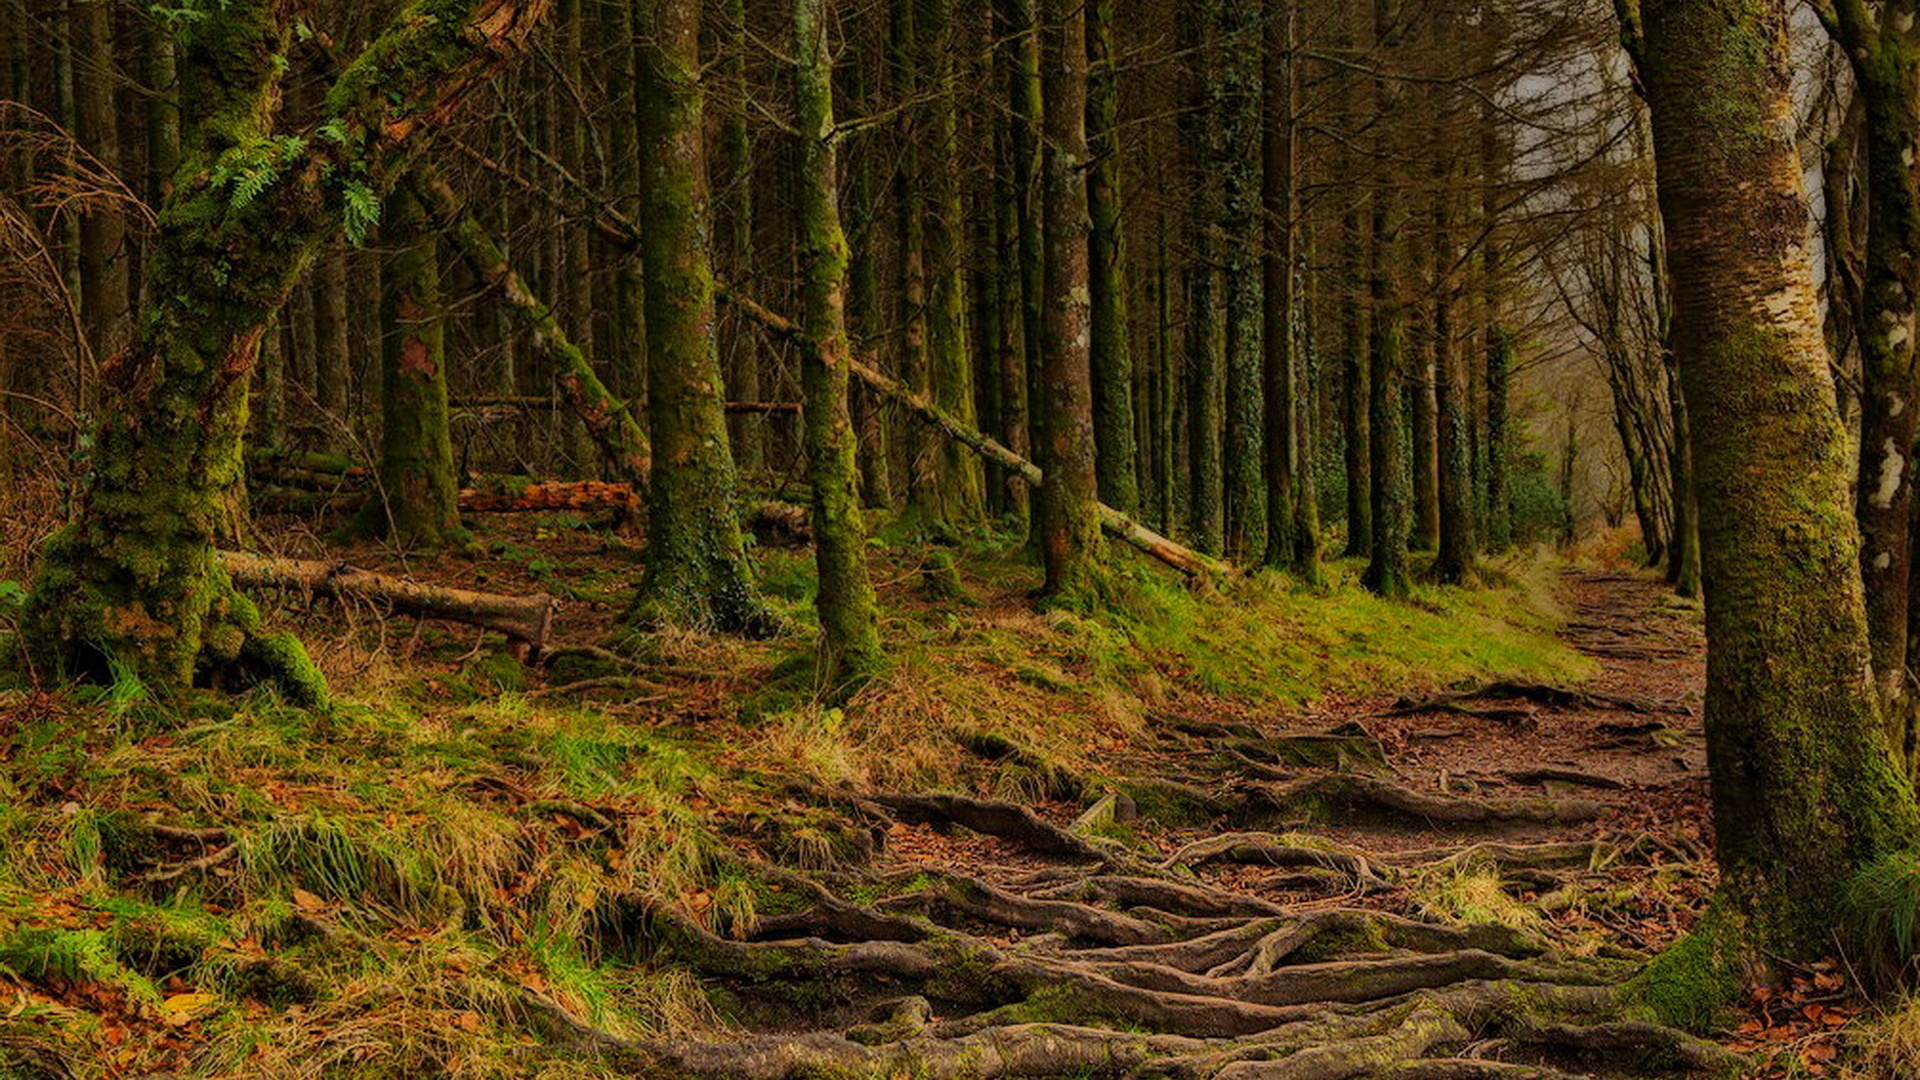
[{"xmin": 1623, "ymin": 910, "xmax": 1747, "ymax": 1033}]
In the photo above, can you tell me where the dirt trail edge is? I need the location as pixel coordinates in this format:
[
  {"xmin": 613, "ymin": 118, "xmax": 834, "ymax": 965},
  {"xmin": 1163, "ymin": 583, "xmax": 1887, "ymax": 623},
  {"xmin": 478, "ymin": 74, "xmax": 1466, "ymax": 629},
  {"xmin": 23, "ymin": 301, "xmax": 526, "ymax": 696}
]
[{"xmin": 582, "ymin": 570, "xmax": 1730, "ymax": 1080}]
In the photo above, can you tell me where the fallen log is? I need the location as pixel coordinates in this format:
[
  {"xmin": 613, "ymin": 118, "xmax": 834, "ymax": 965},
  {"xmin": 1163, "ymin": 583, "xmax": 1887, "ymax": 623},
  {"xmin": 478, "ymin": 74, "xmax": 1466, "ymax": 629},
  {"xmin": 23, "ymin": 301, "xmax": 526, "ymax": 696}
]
[
  {"xmin": 220, "ymin": 551, "xmax": 555, "ymax": 658},
  {"xmin": 716, "ymin": 287, "xmax": 1228, "ymax": 578},
  {"xmin": 254, "ymin": 479, "xmax": 644, "ymax": 516},
  {"xmin": 411, "ymin": 166, "xmax": 652, "ymax": 487}
]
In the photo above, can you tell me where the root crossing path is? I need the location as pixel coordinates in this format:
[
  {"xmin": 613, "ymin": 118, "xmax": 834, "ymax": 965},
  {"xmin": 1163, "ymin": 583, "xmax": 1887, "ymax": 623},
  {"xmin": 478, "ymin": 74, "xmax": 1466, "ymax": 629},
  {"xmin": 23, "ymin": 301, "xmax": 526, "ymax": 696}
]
[{"xmin": 584, "ymin": 571, "xmax": 1728, "ymax": 1080}]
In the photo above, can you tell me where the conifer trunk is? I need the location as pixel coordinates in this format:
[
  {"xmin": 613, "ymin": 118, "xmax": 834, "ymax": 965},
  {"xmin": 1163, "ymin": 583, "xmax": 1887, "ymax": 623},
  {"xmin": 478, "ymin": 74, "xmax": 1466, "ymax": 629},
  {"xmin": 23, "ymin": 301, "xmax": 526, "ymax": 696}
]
[
  {"xmin": 793, "ymin": 0, "xmax": 883, "ymax": 684},
  {"xmin": 923, "ymin": 0, "xmax": 986, "ymax": 526},
  {"xmin": 363, "ymin": 187, "xmax": 464, "ymax": 548},
  {"xmin": 628, "ymin": 0, "xmax": 773, "ymax": 637},
  {"xmin": 1262, "ymin": 0, "xmax": 1315, "ymax": 580},
  {"xmin": 1182, "ymin": 3, "xmax": 1224, "ymax": 557},
  {"xmin": 1630, "ymin": 0, "xmax": 1920, "ymax": 957},
  {"xmin": 1036, "ymin": 0, "xmax": 1102, "ymax": 604},
  {"xmin": 1086, "ymin": 0, "xmax": 1138, "ymax": 515}
]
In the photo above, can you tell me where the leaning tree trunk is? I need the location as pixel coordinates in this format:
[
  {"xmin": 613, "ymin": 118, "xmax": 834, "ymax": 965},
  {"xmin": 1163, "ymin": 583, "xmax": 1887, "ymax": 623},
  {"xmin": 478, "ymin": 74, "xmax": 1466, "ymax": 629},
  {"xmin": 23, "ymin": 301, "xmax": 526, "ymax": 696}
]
[
  {"xmin": 626, "ymin": 0, "xmax": 775, "ymax": 637},
  {"xmin": 1829, "ymin": 4, "xmax": 1920, "ymax": 731},
  {"xmin": 1036, "ymin": 0, "xmax": 1103, "ymax": 606},
  {"xmin": 15, "ymin": 0, "xmax": 546, "ymax": 700},
  {"xmin": 1628, "ymin": 0, "xmax": 1920, "ymax": 968},
  {"xmin": 358, "ymin": 186, "xmax": 465, "ymax": 548},
  {"xmin": 792, "ymin": 0, "xmax": 884, "ymax": 684}
]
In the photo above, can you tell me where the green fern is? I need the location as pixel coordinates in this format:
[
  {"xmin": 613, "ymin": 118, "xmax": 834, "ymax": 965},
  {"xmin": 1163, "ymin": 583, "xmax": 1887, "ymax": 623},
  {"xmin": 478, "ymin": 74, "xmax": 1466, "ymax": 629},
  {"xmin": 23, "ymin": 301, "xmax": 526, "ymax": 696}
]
[{"xmin": 342, "ymin": 181, "xmax": 380, "ymax": 247}]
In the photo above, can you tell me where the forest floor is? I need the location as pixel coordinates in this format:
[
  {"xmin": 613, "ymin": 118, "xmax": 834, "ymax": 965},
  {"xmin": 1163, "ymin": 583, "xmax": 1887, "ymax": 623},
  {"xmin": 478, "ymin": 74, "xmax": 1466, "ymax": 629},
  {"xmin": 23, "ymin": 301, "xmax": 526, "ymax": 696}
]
[{"xmin": 0, "ymin": 511, "xmax": 1896, "ymax": 1078}]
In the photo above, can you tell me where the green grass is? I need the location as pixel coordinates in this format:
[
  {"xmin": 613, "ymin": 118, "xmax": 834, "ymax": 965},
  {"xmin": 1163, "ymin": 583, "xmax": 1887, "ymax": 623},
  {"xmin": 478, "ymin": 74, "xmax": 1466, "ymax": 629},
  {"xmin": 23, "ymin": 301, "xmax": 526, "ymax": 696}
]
[{"xmin": 0, "ymin": 536, "xmax": 1599, "ymax": 1076}]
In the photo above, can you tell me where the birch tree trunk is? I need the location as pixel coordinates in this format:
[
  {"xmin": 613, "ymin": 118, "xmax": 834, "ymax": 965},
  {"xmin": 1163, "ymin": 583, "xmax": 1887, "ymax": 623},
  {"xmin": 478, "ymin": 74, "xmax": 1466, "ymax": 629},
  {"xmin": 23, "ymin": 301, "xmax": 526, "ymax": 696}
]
[{"xmin": 1628, "ymin": 0, "xmax": 1920, "ymax": 967}]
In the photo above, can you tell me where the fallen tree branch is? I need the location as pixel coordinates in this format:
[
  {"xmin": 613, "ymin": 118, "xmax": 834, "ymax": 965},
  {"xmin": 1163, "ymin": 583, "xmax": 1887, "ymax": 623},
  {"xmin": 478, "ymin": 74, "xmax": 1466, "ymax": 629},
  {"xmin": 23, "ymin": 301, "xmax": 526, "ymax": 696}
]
[
  {"xmin": 221, "ymin": 551, "xmax": 556, "ymax": 658},
  {"xmin": 717, "ymin": 286, "xmax": 1229, "ymax": 579}
]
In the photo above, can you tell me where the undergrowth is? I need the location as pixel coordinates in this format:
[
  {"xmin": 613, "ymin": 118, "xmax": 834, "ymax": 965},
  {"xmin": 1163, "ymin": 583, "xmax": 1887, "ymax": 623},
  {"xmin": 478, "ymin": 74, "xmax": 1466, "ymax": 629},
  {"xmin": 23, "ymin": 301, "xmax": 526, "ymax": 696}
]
[{"xmin": 0, "ymin": 524, "xmax": 1594, "ymax": 1077}]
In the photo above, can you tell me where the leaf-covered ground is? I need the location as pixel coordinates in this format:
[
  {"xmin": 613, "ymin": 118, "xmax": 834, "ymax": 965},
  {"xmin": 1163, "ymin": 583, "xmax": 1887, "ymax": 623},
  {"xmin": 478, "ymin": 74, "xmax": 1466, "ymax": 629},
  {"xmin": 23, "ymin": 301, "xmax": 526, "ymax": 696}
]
[{"xmin": 0, "ymin": 515, "xmax": 1895, "ymax": 1078}]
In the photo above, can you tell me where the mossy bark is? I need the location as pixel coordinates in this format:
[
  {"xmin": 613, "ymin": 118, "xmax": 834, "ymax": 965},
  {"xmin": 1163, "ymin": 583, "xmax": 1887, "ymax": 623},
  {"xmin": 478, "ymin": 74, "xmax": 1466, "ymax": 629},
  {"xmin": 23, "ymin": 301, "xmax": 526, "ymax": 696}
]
[
  {"xmin": 1483, "ymin": 323, "xmax": 1513, "ymax": 553},
  {"xmin": 360, "ymin": 186, "xmax": 465, "ymax": 549},
  {"xmin": 843, "ymin": 53, "xmax": 895, "ymax": 512},
  {"xmin": 16, "ymin": 0, "xmax": 545, "ymax": 699},
  {"xmin": 792, "ymin": 0, "xmax": 884, "ymax": 685},
  {"xmin": 1036, "ymin": 0, "xmax": 1104, "ymax": 607},
  {"xmin": 1829, "ymin": 3, "xmax": 1920, "ymax": 732},
  {"xmin": 627, "ymin": 0, "xmax": 774, "ymax": 638},
  {"xmin": 1181, "ymin": 3, "xmax": 1224, "ymax": 558},
  {"xmin": 1261, "ymin": 1, "xmax": 1317, "ymax": 582},
  {"xmin": 1217, "ymin": 0, "xmax": 1265, "ymax": 563},
  {"xmin": 1633, "ymin": 0, "xmax": 1920, "ymax": 956},
  {"xmin": 716, "ymin": 0, "xmax": 762, "ymax": 477},
  {"xmin": 920, "ymin": 0, "xmax": 986, "ymax": 528},
  {"xmin": 1363, "ymin": 90, "xmax": 1410, "ymax": 599},
  {"xmin": 891, "ymin": 0, "xmax": 935, "ymax": 518},
  {"xmin": 1086, "ymin": 0, "xmax": 1138, "ymax": 517}
]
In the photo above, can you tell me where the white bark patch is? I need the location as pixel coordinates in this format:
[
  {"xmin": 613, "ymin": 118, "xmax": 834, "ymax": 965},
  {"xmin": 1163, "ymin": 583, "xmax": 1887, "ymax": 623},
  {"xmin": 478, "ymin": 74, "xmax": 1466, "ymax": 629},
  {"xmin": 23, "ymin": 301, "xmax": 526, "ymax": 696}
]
[
  {"xmin": 1892, "ymin": 321, "xmax": 1913, "ymax": 353},
  {"xmin": 1893, "ymin": 394, "xmax": 1907, "ymax": 419},
  {"xmin": 1877, "ymin": 550, "xmax": 1895, "ymax": 571},
  {"xmin": 1872, "ymin": 437, "xmax": 1907, "ymax": 509},
  {"xmin": 1899, "ymin": 10, "xmax": 1915, "ymax": 31}
]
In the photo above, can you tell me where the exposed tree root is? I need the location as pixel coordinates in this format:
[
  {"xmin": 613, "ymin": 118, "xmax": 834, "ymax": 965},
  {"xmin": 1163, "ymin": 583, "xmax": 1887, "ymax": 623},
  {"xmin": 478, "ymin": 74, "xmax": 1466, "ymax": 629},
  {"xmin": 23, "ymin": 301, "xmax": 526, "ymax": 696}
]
[
  {"xmin": 1246, "ymin": 776, "xmax": 1605, "ymax": 829},
  {"xmin": 1389, "ymin": 682, "xmax": 1683, "ymax": 718},
  {"xmin": 1160, "ymin": 833, "xmax": 1389, "ymax": 891},
  {"xmin": 864, "ymin": 792, "xmax": 1122, "ymax": 864}
]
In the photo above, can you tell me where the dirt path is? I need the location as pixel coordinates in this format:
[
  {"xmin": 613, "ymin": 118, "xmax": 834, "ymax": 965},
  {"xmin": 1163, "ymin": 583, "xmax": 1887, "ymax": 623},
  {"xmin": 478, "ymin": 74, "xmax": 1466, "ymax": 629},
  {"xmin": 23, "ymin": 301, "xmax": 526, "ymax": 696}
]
[{"xmin": 611, "ymin": 571, "xmax": 1739, "ymax": 1080}]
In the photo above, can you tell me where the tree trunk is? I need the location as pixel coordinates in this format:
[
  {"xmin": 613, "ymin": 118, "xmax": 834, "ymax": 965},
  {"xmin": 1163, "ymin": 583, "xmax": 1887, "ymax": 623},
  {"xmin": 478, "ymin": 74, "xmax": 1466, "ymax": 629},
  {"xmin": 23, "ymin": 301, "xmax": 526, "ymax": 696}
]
[
  {"xmin": 892, "ymin": 0, "xmax": 935, "ymax": 517},
  {"xmin": 1830, "ymin": 6, "xmax": 1920, "ymax": 719},
  {"xmin": 844, "ymin": 44, "xmax": 896, "ymax": 511},
  {"xmin": 1218, "ymin": 0, "xmax": 1264, "ymax": 562},
  {"xmin": 75, "ymin": 0, "xmax": 129, "ymax": 367},
  {"xmin": 1036, "ymin": 0, "xmax": 1103, "ymax": 606},
  {"xmin": 1261, "ymin": 0, "xmax": 1314, "ymax": 580},
  {"xmin": 922, "ymin": 0, "xmax": 986, "ymax": 526},
  {"xmin": 628, "ymin": 0, "xmax": 775, "ymax": 637},
  {"xmin": 1630, "ymin": 0, "xmax": 1920, "ymax": 963},
  {"xmin": 718, "ymin": 0, "xmax": 762, "ymax": 477},
  {"xmin": 1484, "ymin": 322, "xmax": 1512, "ymax": 552},
  {"xmin": 1362, "ymin": 0, "xmax": 1410, "ymax": 597},
  {"xmin": 1182, "ymin": 3, "xmax": 1224, "ymax": 556},
  {"xmin": 1434, "ymin": 212, "xmax": 1475, "ymax": 584},
  {"xmin": 1086, "ymin": 0, "xmax": 1138, "ymax": 515},
  {"xmin": 792, "ymin": 0, "xmax": 884, "ymax": 685},
  {"xmin": 1000, "ymin": 0, "xmax": 1047, "ymax": 513},
  {"xmin": 360, "ymin": 186, "xmax": 465, "ymax": 548},
  {"xmin": 16, "ymin": 0, "xmax": 547, "ymax": 699}
]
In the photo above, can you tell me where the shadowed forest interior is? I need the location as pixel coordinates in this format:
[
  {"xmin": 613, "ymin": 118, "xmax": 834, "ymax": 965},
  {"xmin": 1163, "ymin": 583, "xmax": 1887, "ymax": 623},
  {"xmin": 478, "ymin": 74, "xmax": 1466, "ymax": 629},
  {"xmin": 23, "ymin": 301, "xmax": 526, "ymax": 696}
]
[{"xmin": 0, "ymin": 0, "xmax": 1915, "ymax": 1077}]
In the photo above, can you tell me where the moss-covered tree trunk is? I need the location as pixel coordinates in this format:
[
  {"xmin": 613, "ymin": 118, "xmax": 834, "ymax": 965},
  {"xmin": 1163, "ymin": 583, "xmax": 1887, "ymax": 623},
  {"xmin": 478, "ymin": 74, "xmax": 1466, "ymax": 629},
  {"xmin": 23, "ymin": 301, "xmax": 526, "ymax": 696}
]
[
  {"xmin": 16, "ymin": 0, "xmax": 547, "ymax": 699},
  {"xmin": 1086, "ymin": 0, "xmax": 1138, "ymax": 516},
  {"xmin": 75, "ymin": 0, "xmax": 128, "ymax": 366},
  {"xmin": 891, "ymin": 0, "xmax": 935, "ymax": 516},
  {"xmin": 919, "ymin": 0, "xmax": 986, "ymax": 528},
  {"xmin": 1261, "ymin": 0, "xmax": 1316, "ymax": 581},
  {"xmin": 1826, "ymin": 4, "xmax": 1920, "ymax": 730},
  {"xmin": 717, "ymin": 0, "xmax": 762, "ymax": 477},
  {"xmin": 1362, "ymin": 0, "xmax": 1409, "ymax": 597},
  {"xmin": 1434, "ymin": 209, "xmax": 1475, "ymax": 584},
  {"xmin": 1035, "ymin": 0, "xmax": 1103, "ymax": 606},
  {"xmin": 843, "ymin": 48, "xmax": 896, "ymax": 512},
  {"xmin": 1182, "ymin": 2, "xmax": 1224, "ymax": 557},
  {"xmin": 1218, "ymin": 0, "xmax": 1264, "ymax": 563},
  {"xmin": 793, "ymin": 0, "xmax": 883, "ymax": 684},
  {"xmin": 628, "ymin": 0, "xmax": 774, "ymax": 637},
  {"xmin": 1629, "ymin": 0, "xmax": 1920, "ymax": 959},
  {"xmin": 1483, "ymin": 321, "xmax": 1512, "ymax": 553},
  {"xmin": 362, "ymin": 186, "xmax": 464, "ymax": 548}
]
